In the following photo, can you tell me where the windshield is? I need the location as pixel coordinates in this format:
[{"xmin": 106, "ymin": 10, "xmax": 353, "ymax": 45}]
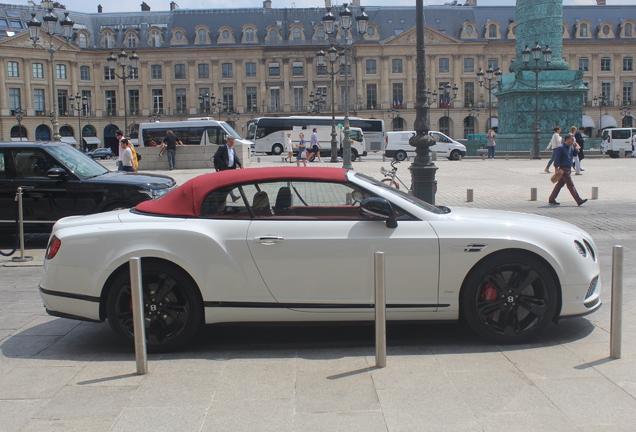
[
  {"xmin": 47, "ymin": 144, "xmax": 109, "ymax": 179},
  {"xmin": 350, "ymin": 130, "xmax": 363, "ymax": 142},
  {"xmin": 354, "ymin": 172, "xmax": 446, "ymax": 215},
  {"xmin": 219, "ymin": 122, "xmax": 243, "ymax": 139},
  {"xmin": 246, "ymin": 121, "xmax": 257, "ymax": 140}
]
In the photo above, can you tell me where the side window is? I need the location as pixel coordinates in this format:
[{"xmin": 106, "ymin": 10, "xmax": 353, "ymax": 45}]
[
  {"xmin": 200, "ymin": 185, "xmax": 250, "ymax": 218},
  {"xmin": 205, "ymin": 126, "xmax": 225, "ymax": 144},
  {"xmin": 0, "ymin": 152, "xmax": 6, "ymax": 179},
  {"xmin": 11, "ymin": 149, "xmax": 59, "ymax": 179}
]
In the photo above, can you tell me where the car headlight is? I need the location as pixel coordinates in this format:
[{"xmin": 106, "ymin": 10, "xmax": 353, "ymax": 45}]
[
  {"xmin": 574, "ymin": 240, "xmax": 587, "ymax": 257},
  {"xmin": 139, "ymin": 184, "xmax": 176, "ymax": 200}
]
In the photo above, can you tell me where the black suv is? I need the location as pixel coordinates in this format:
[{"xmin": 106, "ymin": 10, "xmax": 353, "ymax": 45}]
[{"xmin": 0, "ymin": 142, "xmax": 176, "ymax": 233}]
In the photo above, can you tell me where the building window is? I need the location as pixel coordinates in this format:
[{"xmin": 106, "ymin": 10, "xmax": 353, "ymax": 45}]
[
  {"xmin": 221, "ymin": 29, "xmax": 231, "ymax": 40},
  {"xmin": 392, "ymin": 83, "xmax": 404, "ymax": 108},
  {"xmin": 246, "ymin": 86, "xmax": 257, "ymax": 112},
  {"xmin": 580, "ymin": 23, "xmax": 588, "ymax": 37},
  {"xmin": 579, "ymin": 57, "xmax": 589, "ymax": 71},
  {"xmin": 245, "ymin": 62, "xmax": 256, "ymax": 78},
  {"xmin": 151, "ymin": 64, "xmax": 163, "ymax": 79},
  {"xmin": 292, "ymin": 62, "xmax": 304, "ymax": 76},
  {"xmin": 269, "ymin": 62, "xmax": 280, "ymax": 77},
  {"xmin": 366, "ymin": 59, "xmax": 377, "ymax": 74},
  {"xmin": 198, "ymin": 63, "xmax": 209, "ymax": 79},
  {"xmin": 292, "ymin": 27, "xmax": 302, "ymax": 41},
  {"xmin": 175, "ymin": 88, "xmax": 187, "ymax": 114},
  {"xmin": 366, "ymin": 84, "xmax": 377, "ymax": 109},
  {"xmin": 464, "ymin": 58, "xmax": 474, "ymax": 73},
  {"xmin": 223, "ymin": 87, "xmax": 234, "ymax": 111},
  {"xmin": 601, "ymin": 82, "xmax": 612, "ymax": 101},
  {"xmin": 102, "ymin": 32, "xmax": 114, "ymax": 48},
  {"xmin": 601, "ymin": 57, "xmax": 611, "ymax": 71},
  {"xmin": 268, "ymin": 28, "xmax": 279, "ymax": 41},
  {"xmin": 81, "ymin": 90, "xmax": 92, "ymax": 115},
  {"xmin": 488, "ymin": 58, "xmax": 499, "ymax": 70},
  {"xmin": 57, "ymin": 89, "xmax": 68, "ymax": 116},
  {"xmin": 152, "ymin": 89, "xmax": 164, "ymax": 114},
  {"xmin": 623, "ymin": 57, "xmax": 633, "ymax": 72},
  {"xmin": 9, "ymin": 88, "xmax": 21, "ymax": 112},
  {"xmin": 439, "ymin": 58, "xmax": 450, "ymax": 73},
  {"xmin": 488, "ymin": 23, "xmax": 497, "ymax": 38},
  {"xmin": 150, "ymin": 30, "xmax": 162, "ymax": 47},
  {"xmin": 625, "ymin": 23, "xmax": 633, "ymax": 37},
  {"xmin": 197, "ymin": 29, "xmax": 207, "ymax": 44},
  {"xmin": 245, "ymin": 28, "xmax": 255, "ymax": 42},
  {"xmin": 222, "ymin": 63, "xmax": 233, "ymax": 78},
  {"xmin": 316, "ymin": 28, "xmax": 325, "ymax": 41},
  {"xmin": 34, "ymin": 89, "xmax": 45, "ymax": 114},
  {"xmin": 78, "ymin": 33, "xmax": 88, "ymax": 48},
  {"xmin": 270, "ymin": 88, "xmax": 280, "ymax": 111},
  {"xmin": 174, "ymin": 31, "xmax": 184, "ymax": 42},
  {"xmin": 126, "ymin": 33, "xmax": 137, "ymax": 48},
  {"xmin": 104, "ymin": 66, "xmax": 115, "ymax": 80},
  {"xmin": 105, "ymin": 90, "xmax": 116, "ymax": 115},
  {"xmin": 198, "ymin": 88, "xmax": 210, "ymax": 112},
  {"xmin": 80, "ymin": 65, "xmax": 90, "ymax": 81},
  {"xmin": 316, "ymin": 63, "xmax": 327, "ymax": 75},
  {"xmin": 623, "ymin": 82, "xmax": 633, "ymax": 104},
  {"xmin": 464, "ymin": 82, "xmax": 475, "ymax": 107},
  {"xmin": 293, "ymin": 87, "xmax": 304, "ymax": 111},
  {"xmin": 8, "ymin": 61, "xmax": 19, "ymax": 77},
  {"xmin": 31, "ymin": 62, "xmax": 44, "ymax": 79},
  {"xmin": 56, "ymin": 64, "xmax": 67, "ymax": 80},
  {"xmin": 174, "ymin": 64, "xmax": 186, "ymax": 79},
  {"xmin": 392, "ymin": 58, "xmax": 403, "ymax": 73},
  {"xmin": 128, "ymin": 89, "xmax": 139, "ymax": 115}
]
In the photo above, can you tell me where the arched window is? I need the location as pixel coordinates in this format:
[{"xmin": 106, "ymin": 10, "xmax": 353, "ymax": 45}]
[
  {"xmin": 580, "ymin": 23, "xmax": 588, "ymax": 37},
  {"xmin": 102, "ymin": 32, "xmax": 114, "ymax": 48},
  {"xmin": 439, "ymin": 117, "xmax": 450, "ymax": 135},
  {"xmin": 82, "ymin": 124, "xmax": 97, "ymax": 137},
  {"xmin": 488, "ymin": 24, "xmax": 497, "ymax": 38},
  {"xmin": 126, "ymin": 33, "xmax": 137, "ymax": 48},
  {"xmin": 316, "ymin": 28, "xmax": 325, "ymax": 41},
  {"xmin": 10, "ymin": 125, "xmax": 28, "ymax": 140},
  {"xmin": 622, "ymin": 116, "xmax": 633, "ymax": 128},
  {"xmin": 625, "ymin": 23, "xmax": 633, "ymax": 37},
  {"xmin": 59, "ymin": 125, "xmax": 74, "ymax": 137},
  {"xmin": 150, "ymin": 30, "xmax": 162, "ymax": 47},
  {"xmin": 36, "ymin": 124, "xmax": 51, "ymax": 141},
  {"xmin": 245, "ymin": 28, "xmax": 255, "ymax": 42},
  {"xmin": 269, "ymin": 28, "xmax": 279, "ymax": 40},
  {"xmin": 463, "ymin": 116, "xmax": 475, "ymax": 138},
  {"xmin": 197, "ymin": 29, "xmax": 207, "ymax": 44},
  {"xmin": 293, "ymin": 27, "xmax": 301, "ymax": 41}
]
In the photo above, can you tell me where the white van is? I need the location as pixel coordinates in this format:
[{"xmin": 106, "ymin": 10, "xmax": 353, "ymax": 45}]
[
  {"xmin": 287, "ymin": 125, "xmax": 367, "ymax": 161},
  {"xmin": 601, "ymin": 128, "xmax": 635, "ymax": 157},
  {"xmin": 384, "ymin": 131, "xmax": 467, "ymax": 161}
]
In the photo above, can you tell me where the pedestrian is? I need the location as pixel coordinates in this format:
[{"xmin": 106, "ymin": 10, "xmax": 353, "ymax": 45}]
[
  {"xmin": 296, "ymin": 132, "xmax": 307, "ymax": 167},
  {"xmin": 486, "ymin": 128, "xmax": 496, "ymax": 159},
  {"xmin": 632, "ymin": 130, "xmax": 636, "ymax": 157},
  {"xmin": 284, "ymin": 133, "xmax": 294, "ymax": 163},
  {"xmin": 548, "ymin": 133, "xmax": 587, "ymax": 206},
  {"xmin": 544, "ymin": 126, "xmax": 562, "ymax": 173},
  {"xmin": 164, "ymin": 130, "xmax": 184, "ymax": 170},
  {"xmin": 308, "ymin": 128, "xmax": 323, "ymax": 162},
  {"xmin": 120, "ymin": 139, "xmax": 136, "ymax": 172},
  {"xmin": 213, "ymin": 136, "xmax": 244, "ymax": 171},
  {"xmin": 573, "ymin": 126, "xmax": 586, "ymax": 174},
  {"xmin": 115, "ymin": 130, "xmax": 126, "ymax": 171}
]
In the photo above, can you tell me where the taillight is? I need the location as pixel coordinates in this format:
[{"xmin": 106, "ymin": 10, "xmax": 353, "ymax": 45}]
[
  {"xmin": 45, "ymin": 235, "xmax": 61, "ymax": 260},
  {"xmin": 385, "ymin": 136, "xmax": 388, "ymax": 148}
]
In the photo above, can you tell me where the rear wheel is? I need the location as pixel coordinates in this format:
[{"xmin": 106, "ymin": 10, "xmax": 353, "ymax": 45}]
[
  {"xmin": 395, "ymin": 150, "xmax": 407, "ymax": 162},
  {"xmin": 350, "ymin": 148, "xmax": 359, "ymax": 162},
  {"xmin": 460, "ymin": 252, "xmax": 558, "ymax": 344},
  {"xmin": 381, "ymin": 178, "xmax": 399, "ymax": 189},
  {"xmin": 449, "ymin": 150, "xmax": 461, "ymax": 161},
  {"xmin": 106, "ymin": 262, "xmax": 203, "ymax": 352},
  {"xmin": 271, "ymin": 144, "xmax": 284, "ymax": 155}
]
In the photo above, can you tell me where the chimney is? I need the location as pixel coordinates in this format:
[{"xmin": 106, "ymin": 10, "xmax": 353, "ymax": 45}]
[
  {"xmin": 325, "ymin": 0, "xmax": 331, "ymax": 7},
  {"xmin": 97, "ymin": 4, "xmax": 102, "ymax": 12},
  {"xmin": 263, "ymin": 0, "xmax": 271, "ymax": 9},
  {"xmin": 141, "ymin": 2, "xmax": 150, "ymax": 11},
  {"xmin": 596, "ymin": 0, "xmax": 605, "ymax": 4},
  {"xmin": 170, "ymin": 1, "xmax": 179, "ymax": 10},
  {"xmin": 465, "ymin": 0, "xmax": 477, "ymax": 5}
]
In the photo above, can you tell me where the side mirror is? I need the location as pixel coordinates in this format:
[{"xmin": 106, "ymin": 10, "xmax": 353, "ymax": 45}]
[
  {"xmin": 360, "ymin": 197, "xmax": 398, "ymax": 229},
  {"xmin": 47, "ymin": 168, "xmax": 67, "ymax": 180}
]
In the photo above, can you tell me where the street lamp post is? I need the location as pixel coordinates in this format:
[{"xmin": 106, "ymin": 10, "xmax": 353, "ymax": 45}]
[
  {"xmin": 69, "ymin": 94, "xmax": 88, "ymax": 151},
  {"xmin": 476, "ymin": 67, "xmax": 502, "ymax": 133},
  {"xmin": 316, "ymin": 46, "xmax": 340, "ymax": 163},
  {"xmin": 14, "ymin": 108, "xmax": 24, "ymax": 141},
  {"xmin": 27, "ymin": 10, "xmax": 75, "ymax": 142},
  {"xmin": 593, "ymin": 94, "xmax": 607, "ymax": 134},
  {"xmin": 438, "ymin": 83, "xmax": 458, "ymax": 135},
  {"xmin": 148, "ymin": 111, "xmax": 161, "ymax": 123},
  {"xmin": 467, "ymin": 103, "xmax": 480, "ymax": 136},
  {"xmin": 387, "ymin": 107, "xmax": 399, "ymax": 130},
  {"xmin": 522, "ymin": 42, "xmax": 552, "ymax": 159},
  {"xmin": 323, "ymin": 3, "xmax": 369, "ymax": 169},
  {"xmin": 107, "ymin": 50, "xmax": 139, "ymax": 138},
  {"xmin": 198, "ymin": 93, "xmax": 211, "ymax": 115},
  {"xmin": 619, "ymin": 98, "xmax": 632, "ymax": 127},
  {"xmin": 308, "ymin": 90, "xmax": 327, "ymax": 115}
]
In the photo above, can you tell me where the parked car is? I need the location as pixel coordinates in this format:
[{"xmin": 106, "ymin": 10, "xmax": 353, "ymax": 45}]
[
  {"xmin": 384, "ymin": 131, "xmax": 467, "ymax": 161},
  {"xmin": 86, "ymin": 147, "xmax": 114, "ymax": 160},
  {"xmin": 39, "ymin": 167, "xmax": 601, "ymax": 352},
  {"xmin": 0, "ymin": 142, "xmax": 177, "ymax": 233}
]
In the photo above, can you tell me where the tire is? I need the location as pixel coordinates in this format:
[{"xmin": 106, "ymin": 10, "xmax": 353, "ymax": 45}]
[
  {"xmin": 105, "ymin": 154, "xmax": 111, "ymax": 160},
  {"xmin": 395, "ymin": 150, "xmax": 407, "ymax": 162},
  {"xmin": 106, "ymin": 261, "xmax": 203, "ymax": 352},
  {"xmin": 608, "ymin": 152, "xmax": 619, "ymax": 158},
  {"xmin": 460, "ymin": 251, "xmax": 558, "ymax": 344},
  {"xmin": 449, "ymin": 150, "xmax": 461, "ymax": 161},
  {"xmin": 271, "ymin": 144, "xmax": 284, "ymax": 155},
  {"xmin": 350, "ymin": 148, "xmax": 358, "ymax": 162},
  {"xmin": 381, "ymin": 178, "xmax": 399, "ymax": 189}
]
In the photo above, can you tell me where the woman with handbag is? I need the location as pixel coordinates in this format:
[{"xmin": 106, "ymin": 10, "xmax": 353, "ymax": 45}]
[{"xmin": 544, "ymin": 126, "xmax": 561, "ymax": 173}]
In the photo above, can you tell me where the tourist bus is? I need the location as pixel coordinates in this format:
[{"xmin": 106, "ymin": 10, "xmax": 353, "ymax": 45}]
[
  {"xmin": 246, "ymin": 116, "xmax": 385, "ymax": 155},
  {"xmin": 138, "ymin": 118, "xmax": 253, "ymax": 150}
]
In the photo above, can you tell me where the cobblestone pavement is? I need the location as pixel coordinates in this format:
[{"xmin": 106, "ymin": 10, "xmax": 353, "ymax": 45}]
[{"xmin": 0, "ymin": 155, "xmax": 634, "ymax": 432}]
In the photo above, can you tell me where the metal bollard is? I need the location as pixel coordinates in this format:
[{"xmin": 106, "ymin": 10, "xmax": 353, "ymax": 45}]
[
  {"xmin": 374, "ymin": 251, "xmax": 387, "ymax": 368},
  {"xmin": 530, "ymin": 188, "xmax": 538, "ymax": 201},
  {"xmin": 619, "ymin": 149, "xmax": 625, "ymax": 158},
  {"xmin": 382, "ymin": 155, "xmax": 386, "ymax": 162},
  {"xmin": 11, "ymin": 187, "xmax": 33, "ymax": 263},
  {"xmin": 129, "ymin": 257, "xmax": 148, "ymax": 374},
  {"xmin": 591, "ymin": 187, "xmax": 599, "ymax": 200},
  {"xmin": 505, "ymin": 154, "xmax": 509, "ymax": 160},
  {"xmin": 610, "ymin": 245, "xmax": 623, "ymax": 359},
  {"xmin": 257, "ymin": 157, "xmax": 261, "ymax": 163},
  {"xmin": 467, "ymin": 189, "xmax": 474, "ymax": 202}
]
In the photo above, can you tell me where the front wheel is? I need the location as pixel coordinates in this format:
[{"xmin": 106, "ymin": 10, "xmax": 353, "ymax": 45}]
[
  {"xmin": 271, "ymin": 144, "xmax": 284, "ymax": 155},
  {"xmin": 449, "ymin": 150, "xmax": 461, "ymax": 161},
  {"xmin": 460, "ymin": 252, "xmax": 558, "ymax": 344},
  {"xmin": 106, "ymin": 261, "xmax": 203, "ymax": 352},
  {"xmin": 395, "ymin": 150, "xmax": 407, "ymax": 162},
  {"xmin": 381, "ymin": 178, "xmax": 399, "ymax": 189}
]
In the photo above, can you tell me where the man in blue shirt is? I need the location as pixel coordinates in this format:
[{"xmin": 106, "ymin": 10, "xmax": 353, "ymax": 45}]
[{"xmin": 548, "ymin": 134, "xmax": 588, "ymax": 206}]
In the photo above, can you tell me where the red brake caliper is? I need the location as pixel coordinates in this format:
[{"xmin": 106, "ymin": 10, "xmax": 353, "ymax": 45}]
[{"xmin": 482, "ymin": 284, "xmax": 497, "ymax": 319}]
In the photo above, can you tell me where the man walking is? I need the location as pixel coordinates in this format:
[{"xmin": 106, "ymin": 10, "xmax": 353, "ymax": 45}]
[
  {"xmin": 213, "ymin": 136, "xmax": 244, "ymax": 171},
  {"xmin": 308, "ymin": 128, "xmax": 322, "ymax": 162},
  {"xmin": 574, "ymin": 126, "xmax": 586, "ymax": 174},
  {"xmin": 548, "ymin": 134, "xmax": 588, "ymax": 206},
  {"xmin": 115, "ymin": 130, "xmax": 125, "ymax": 171}
]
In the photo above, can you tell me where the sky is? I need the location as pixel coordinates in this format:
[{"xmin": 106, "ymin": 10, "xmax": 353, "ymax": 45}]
[{"xmin": 3, "ymin": 0, "xmax": 634, "ymax": 14}]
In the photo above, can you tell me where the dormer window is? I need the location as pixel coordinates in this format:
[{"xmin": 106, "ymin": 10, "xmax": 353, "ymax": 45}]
[
  {"xmin": 580, "ymin": 23, "xmax": 588, "ymax": 37},
  {"xmin": 488, "ymin": 24, "xmax": 497, "ymax": 38}
]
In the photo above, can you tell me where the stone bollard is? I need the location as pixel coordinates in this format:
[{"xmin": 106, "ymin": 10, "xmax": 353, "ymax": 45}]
[
  {"xmin": 382, "ymin": 155, "xmax": 386, "ymax": 162},
  {"xmin": 431, "ymin": 151, "xmax": 437, "ymax": 161},
  {"xmin": 505, "ymin": 154, "xmax": 509, "ymax": 160},
  {"xmin": 257, "ymin": 157, "xmax": 261, "ymax": 163},
  {"xmin": 482, "ymin": 154, "xmax": 486, "ymax": 161},
  {"xmin": 619, "ymin": 149, "xmax": 625, "ymax": 158},
  {"xmin": 530, "ymin": 188, "xmax": 537, "ymax": 201},
  {"xmin": 467, "ymin": 189, "xmax": 474, "ymax": 202},
  {"xmin": 592, "ymin": 187, "xmax": 599, "ymax": 200}
]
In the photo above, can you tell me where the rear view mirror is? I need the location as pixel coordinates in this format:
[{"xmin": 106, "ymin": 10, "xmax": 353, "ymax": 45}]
[{"xmin": 360, "ymin": 197, "xmax": 398, "ymax": 229}]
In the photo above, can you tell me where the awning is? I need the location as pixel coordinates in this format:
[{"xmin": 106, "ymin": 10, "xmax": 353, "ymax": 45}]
[
  {"xmin": 600, "ymin": 114, "xmax": 618, "ymax": 129},
  {"xmin": 60, "ymin": 137, "xmax": 78, "ymax": 145},
  {"xmin": 582, "ymin": 115, "xmax": 595, "ymax": 128},
  {"xmin": 10, "ymin": 137, "xmax": 29, "ymax": 141},
  {"xmin": 83, "ymin": 137, "xmax": 101, "ymax": 145}
]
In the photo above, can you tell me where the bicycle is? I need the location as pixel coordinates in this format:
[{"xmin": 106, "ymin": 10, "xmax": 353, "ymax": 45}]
[{"xmin": 380, "ymin": 160, "xmax": 411, "ymax": 193}]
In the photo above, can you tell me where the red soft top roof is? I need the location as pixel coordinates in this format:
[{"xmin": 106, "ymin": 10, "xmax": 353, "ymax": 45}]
[{"xmin": 135, "ymin": 167, "xmax": 349, "ymax": 216}]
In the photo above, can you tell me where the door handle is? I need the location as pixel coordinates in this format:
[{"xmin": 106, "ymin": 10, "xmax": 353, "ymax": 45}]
[{"xmin": 254, "ymin": 235, "xmax": 284, "ymax": 245}]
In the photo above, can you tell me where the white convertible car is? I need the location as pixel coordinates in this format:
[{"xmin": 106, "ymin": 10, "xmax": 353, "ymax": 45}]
[{"xmin": 39, "ymin": 167, "xmax": 601, "ymax": 351}]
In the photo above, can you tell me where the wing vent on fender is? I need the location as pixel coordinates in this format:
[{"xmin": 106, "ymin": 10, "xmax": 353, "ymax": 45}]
[{"xmin": 462, "ymin": 243, "xmax": 488, "ymax": 252}]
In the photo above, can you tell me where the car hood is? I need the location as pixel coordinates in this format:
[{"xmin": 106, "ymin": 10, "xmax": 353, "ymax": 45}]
[
  {"xmin": 445, "ymin": 207, "xmax": 584, "ymax": 236},
  {"xmin": 86, "ymin": 171, "xmax": 176, "ymax": 190}
]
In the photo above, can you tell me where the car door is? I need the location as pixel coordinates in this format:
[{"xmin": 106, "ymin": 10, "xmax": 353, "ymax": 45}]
[
  {"xmin": 245, "ymin": 180, "xmax": 440, "ymax": 314},
  {"xmin": 429, "ymin": 132, "xmax": 450, "ymax": 157}
]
